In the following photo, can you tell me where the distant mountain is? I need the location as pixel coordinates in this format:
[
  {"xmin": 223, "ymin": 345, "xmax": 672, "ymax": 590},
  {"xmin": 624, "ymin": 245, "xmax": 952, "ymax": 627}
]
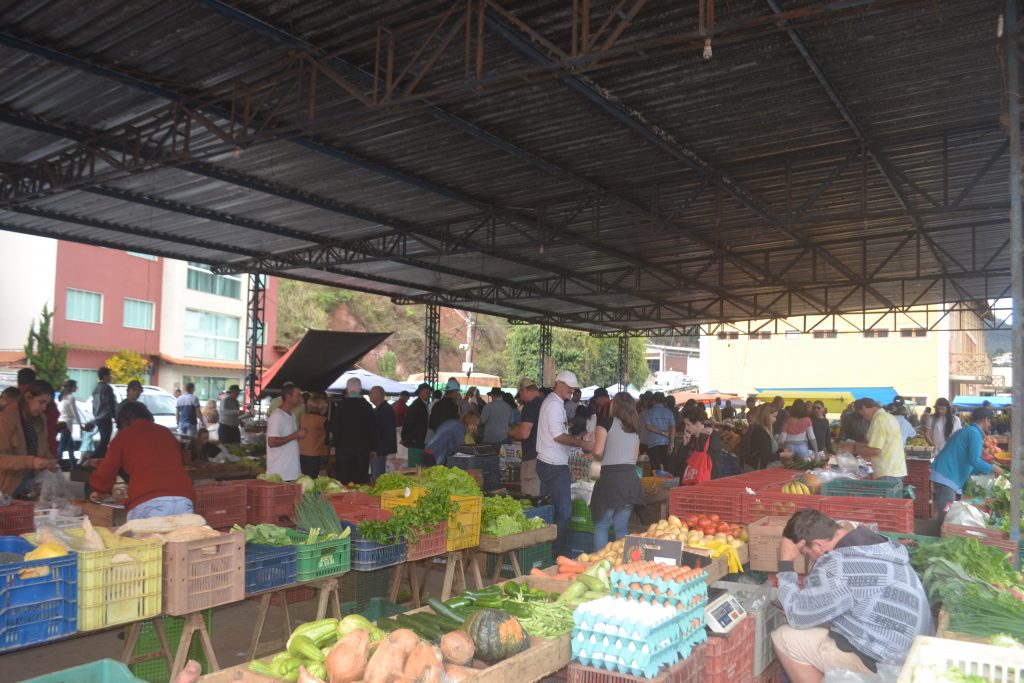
[{"xmin": 986, "ymin": 328, "xmax": 1012, "ymax": 356}]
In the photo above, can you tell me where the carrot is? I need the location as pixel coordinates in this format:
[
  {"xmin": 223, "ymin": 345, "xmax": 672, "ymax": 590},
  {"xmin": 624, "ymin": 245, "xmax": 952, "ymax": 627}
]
[
  {"xmin": 530, "ymin": 567, "xmax": 548, "ymax": 578},
  {"xmin": 555, "ymin": 557, "xmax": 585, "ymax": 573},
  {"xmin": 553, "ymin": 572, "xmax": 577, "ymax": 580}
]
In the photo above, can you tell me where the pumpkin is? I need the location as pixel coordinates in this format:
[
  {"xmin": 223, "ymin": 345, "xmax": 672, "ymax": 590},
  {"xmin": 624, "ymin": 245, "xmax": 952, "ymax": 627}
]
[{"xmin": 462, "ymin": 609, "xmax": 528, "ymax": 663}]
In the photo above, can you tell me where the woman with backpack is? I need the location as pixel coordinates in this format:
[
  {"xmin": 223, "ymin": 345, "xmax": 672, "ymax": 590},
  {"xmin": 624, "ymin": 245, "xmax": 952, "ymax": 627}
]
[{"xmin": 676, "ymin": 406, "xmax": 732, "ymax": 481}]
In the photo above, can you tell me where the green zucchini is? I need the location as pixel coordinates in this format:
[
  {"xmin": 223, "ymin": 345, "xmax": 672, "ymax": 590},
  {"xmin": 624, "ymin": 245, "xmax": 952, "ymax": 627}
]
[{"xmin": 393, "ymin": 614, "xmax": 437, "ymax": 641}]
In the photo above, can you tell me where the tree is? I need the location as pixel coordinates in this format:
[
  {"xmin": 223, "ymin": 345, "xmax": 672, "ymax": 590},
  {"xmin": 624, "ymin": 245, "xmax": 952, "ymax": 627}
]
[
  {"xmin": 24, "ymin": 304, "xmax": 67, "ymax": 386},
  {"xmin": 377, "ymin": 350, "xmax": 398, "ymax": 379},
  {"xmin": 105, "ymin": 350, "xmax": 148, "ymax": 383},
  {"xmin": 276, "ymin": 280, "xmax": 352, "ymax": 346},
  {"xmin": 503, "ymin": 326, "xmax": 647, "ymax": 387}
]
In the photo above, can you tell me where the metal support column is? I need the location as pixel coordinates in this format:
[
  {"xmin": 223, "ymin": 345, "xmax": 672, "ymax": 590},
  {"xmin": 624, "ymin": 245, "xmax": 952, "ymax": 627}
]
[
  {"xmin": 424, "ymin": 305, "xmax": 441, "ymax": 387},
  {"xmin": 244, "ymin": 273, "xmax": 266, "ymax": 417},
  {"xmin": 1005, "ymin": 0, "xmax": 1023, "ymax": 550},
  {"xmin": 618, "ymin": 335, "xmax": 630, "ymax": 388},
  {"xmin": 539, "ymin": 324, "xmax": 553, "ymax": 385}
]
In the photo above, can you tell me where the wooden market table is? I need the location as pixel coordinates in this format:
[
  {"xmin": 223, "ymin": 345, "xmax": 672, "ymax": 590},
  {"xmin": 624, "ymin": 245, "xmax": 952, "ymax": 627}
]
[
  {"xmin": 469, "ymin": 524, "xmax": 558, "ymax": 586},
  {"xmin": 247, "ymin": 577, "xmax": 345, "ymax": 659}
]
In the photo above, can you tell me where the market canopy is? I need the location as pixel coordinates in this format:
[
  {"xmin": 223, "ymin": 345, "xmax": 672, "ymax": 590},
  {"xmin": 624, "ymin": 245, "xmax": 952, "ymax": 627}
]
[
  {"xmin": 257, "ymin": 331, "xmax": 390, "ymax": 397},
  {"xmin": 755, "ymin": 390, "xmax": 856, "ymax": 413},
  {"xmin": 671, "ymin": 391, "xmax": 741, "ymax": 407},
  {"xmin": 952, "ymin": 395, "xmax": 1012, "ymax": 409},
  {"xmin": 328, "ymin": 368, "xmax": 416, "ymax": 396},
  {"xmin": 757, "ymin": 387, "xmax": 899, "ymax": 406},
  {"xmin": 0, "ymin": 2, "xmax": 1011, "ymax": 336}
]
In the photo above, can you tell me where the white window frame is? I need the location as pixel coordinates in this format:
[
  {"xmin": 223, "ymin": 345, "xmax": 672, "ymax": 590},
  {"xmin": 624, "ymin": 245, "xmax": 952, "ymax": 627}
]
[
  {"xmin": 123, "ymin": 298, "xmax": 155, "ymax": 330},
  {"xmin": 127, "ymin": 251, "xmax": 157, "ymax": 261},
  {"xmin": 65, "ymin": 288, "xmax": 103, "ymax": 324},
  {"xmin": 784, "ymin": 330, "xmax": 800, "ymax": 340},
  {"xmin": 812, "ymin": 329, "xmax": 838, "ymax": 340},
  {"xmin": 900, "ymin": 328, "xmax": 927, "ymax": 339},
  {"xmin": 863, "ymin": 328, "xmax": 889, "ymax": 339},
  {"xmin": 184, "ymin": 309, "xmax": 241, "ymax": 361},
  {"xmin": 186, "ymin": 262, "xmax": 242, "ymax": 299}
]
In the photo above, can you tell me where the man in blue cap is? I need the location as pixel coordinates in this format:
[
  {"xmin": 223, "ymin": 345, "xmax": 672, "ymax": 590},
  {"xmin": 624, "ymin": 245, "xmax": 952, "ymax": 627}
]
[{"xmin": 429, "ymin": 377, "xmax": 463, "ymax": 431}]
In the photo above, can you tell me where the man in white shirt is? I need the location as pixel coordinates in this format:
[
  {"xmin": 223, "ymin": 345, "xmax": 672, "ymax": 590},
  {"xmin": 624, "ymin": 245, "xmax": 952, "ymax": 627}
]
[
  {"xmin": 536, "ymin": 370, "xmax": 592, "ymax": 558},
  {"xmin": 266, "ymin": 382, "xmax": 306, "ymax": 481}
]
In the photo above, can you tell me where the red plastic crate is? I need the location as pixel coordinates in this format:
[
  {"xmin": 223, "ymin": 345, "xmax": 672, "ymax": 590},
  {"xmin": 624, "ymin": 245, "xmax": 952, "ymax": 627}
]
[
  {"xmin": 705, "ymin": 614, "xmax": 755, "ymax": 683},
  {"xmin": 194, "ymin": 481, "xmax": 247, "ymax": 529},
  {"xmin": 669, "ymin": 486, "xmax": 744, "ymax": 524},
  {"xmin": 325, "ymin": 491, "xmax": 380, "ymax": 509},
  {"xmin": 407, "ymin": 522, "xmax": 446, "ymax": 561},
  {"xmin": 741, "ymin": 490, "xmax": 824, "ymax": 524},
  {"xmin": 332, "ymin": 503, "xmax": 392, "ymax": 525},
  {"xmin": 820, "ymin": 496, "xmax": 913, "ymax": 533},
  {"xmin": 245, "ymin": 479, "xmax": 301, "ymax": 524},
  {"xmin": 568, "ymin": 643, "xmax": 706, "ymax": 683},
  {"xmin": 904, "ymin": 460, "xmax": 931, "ymax": 519},
  {"xmin": 0, "ymin": 499, "xmax": 34, "ymax": 535}
]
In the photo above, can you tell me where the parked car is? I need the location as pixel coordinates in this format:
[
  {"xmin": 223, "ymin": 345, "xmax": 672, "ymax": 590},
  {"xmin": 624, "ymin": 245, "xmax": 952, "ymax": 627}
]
[{"xmin": 70, "ymin": 384, "xmax": 177, "ymax": 454}]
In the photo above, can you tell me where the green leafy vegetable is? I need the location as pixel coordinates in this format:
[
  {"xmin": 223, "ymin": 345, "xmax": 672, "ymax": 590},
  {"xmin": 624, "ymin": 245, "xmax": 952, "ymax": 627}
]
[
  {"xmin": 295, "ymin": 493, "xmax": 345, "ymax": 535},
  {"xmin": 233, "ymin": 523, "xmax": 293, "ymax": 546},
  {"xmin": 420, "ymin": 466, "xmax": 482, "ymax": 497},
  {"xmin": 370, "ymin": 473, "xmax": 415, "ymax": 495},
  {"xmin": 481, "ymin": 496, "xmax": 547, "ymax": 536}
]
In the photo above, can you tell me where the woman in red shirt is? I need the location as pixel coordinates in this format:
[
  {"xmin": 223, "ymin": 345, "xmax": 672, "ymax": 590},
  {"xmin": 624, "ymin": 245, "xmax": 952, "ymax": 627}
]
[{"xmin": 89, "ymin": 402, "xmax": 196, "ymax": 520}]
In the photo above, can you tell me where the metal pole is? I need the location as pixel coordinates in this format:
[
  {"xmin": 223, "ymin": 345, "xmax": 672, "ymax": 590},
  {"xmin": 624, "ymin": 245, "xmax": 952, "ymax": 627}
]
[
  {"xmin": 424, "ymin": 305, "xmax": 440, "ymax": 387},
  {"xmin": 539, "ymin": 324, "xmax": 553, "ymax": 385},
  {"xmin": 618, "ymin": 334, "xmax": 629, "ymax": 388},
  {"xmin": 244, "ymin": 273, "xmax": 266, "ymax": 418},
  {"xmin": 1005, "ymin": 0, "xmax": 1023, "ymax": 553}
]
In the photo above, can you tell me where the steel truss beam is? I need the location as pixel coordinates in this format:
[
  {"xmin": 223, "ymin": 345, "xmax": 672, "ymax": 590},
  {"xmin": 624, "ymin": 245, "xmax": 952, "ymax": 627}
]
[
  {"xmin": 424, "ymin": 305, "xmax": 441, "ymax": 386},
  {"xmin": 245, "ymin": 274, "xmax": 266, "ymax": 416}
]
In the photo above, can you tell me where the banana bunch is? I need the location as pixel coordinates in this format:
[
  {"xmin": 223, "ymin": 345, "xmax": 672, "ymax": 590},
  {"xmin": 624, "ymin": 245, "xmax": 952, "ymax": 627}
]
[{"xmin": 782, "ymin": 481, "xmax": 813, "ymax": 495}]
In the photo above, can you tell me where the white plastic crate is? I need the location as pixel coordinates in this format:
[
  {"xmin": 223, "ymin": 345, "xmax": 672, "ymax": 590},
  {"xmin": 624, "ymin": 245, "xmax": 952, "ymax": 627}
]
[
  {"xmin": 33, "ymin": 507, "xmax": 87, "ymax": 530},
  {"xmin": 897, "ymin": 636, "xmax": 1024, "ymax": 683}
]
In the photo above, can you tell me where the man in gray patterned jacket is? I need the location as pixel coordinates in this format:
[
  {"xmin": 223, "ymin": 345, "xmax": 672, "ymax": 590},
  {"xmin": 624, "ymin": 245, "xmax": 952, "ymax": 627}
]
[{"xmin": 772, "ymin": 509, "xmax": 933, "ymax": 683}]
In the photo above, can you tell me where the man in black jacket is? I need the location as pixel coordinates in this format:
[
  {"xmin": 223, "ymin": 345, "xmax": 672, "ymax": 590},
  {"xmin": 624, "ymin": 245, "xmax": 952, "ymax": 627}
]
[
  {"xmin": 332, "ymin": 378, "xmax": 376, "ymax": 484},
  {"xmin": 91, "ymin": 366, "xmax": 117, "ymax": 460},
  {"xmin": 401, "ymin": 383, "xmax": 432, "ymax": 467},
  {"xmin": 428, "ymin": 378, "xmax": 462, "ymax": 431}
]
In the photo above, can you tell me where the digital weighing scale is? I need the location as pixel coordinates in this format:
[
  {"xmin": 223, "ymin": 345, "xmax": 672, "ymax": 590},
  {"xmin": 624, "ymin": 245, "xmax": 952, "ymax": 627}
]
[{"xmin": 705, "ymin": 587, "xmax": 747, "ymax": 634}]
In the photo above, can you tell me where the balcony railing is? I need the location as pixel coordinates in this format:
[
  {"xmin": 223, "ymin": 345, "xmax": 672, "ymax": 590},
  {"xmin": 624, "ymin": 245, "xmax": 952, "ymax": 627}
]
[{"xmin": 949, "ymin": 352, "xmax": 992, "ymax": 380}]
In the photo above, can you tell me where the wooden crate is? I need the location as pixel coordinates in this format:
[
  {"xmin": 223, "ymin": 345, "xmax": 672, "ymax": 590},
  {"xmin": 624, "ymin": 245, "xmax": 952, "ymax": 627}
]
[
  {"xmin": 478, "ymin": 524, "xmax": 557, "ymax": 553},
  {"xmin": 935, "ymin": 607, "xmax": 986, "ymax": 644}
]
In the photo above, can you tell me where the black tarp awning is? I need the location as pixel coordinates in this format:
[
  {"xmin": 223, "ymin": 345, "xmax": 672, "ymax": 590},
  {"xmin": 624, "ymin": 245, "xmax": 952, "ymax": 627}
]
[{"xmin": 257, "ymin": 330, "xmax": 391, "ymax": 397}]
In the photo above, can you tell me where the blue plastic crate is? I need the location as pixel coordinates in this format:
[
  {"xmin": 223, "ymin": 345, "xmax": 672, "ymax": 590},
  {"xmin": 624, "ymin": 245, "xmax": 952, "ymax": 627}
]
[
  {"xmin": 450, "ymin": 454, "xmax": 501, "ymax": 490},
  {"xmin": 244, "ymin": 542, "xmax": 297, "ymax": 595},
  {"xmin": 524, "ymin": 505, "xmax": 554, "ymax": 524},
  {"xmin": 340, "ymin": 522, "xmax": 407, "ymax": 571},
  {"xmin": 0, "ymin": 536, "xmax": 77, "ymax": 653},
  {"xmin": 566, "ymin": 530, "xmax": 596, "ymax": 559}
]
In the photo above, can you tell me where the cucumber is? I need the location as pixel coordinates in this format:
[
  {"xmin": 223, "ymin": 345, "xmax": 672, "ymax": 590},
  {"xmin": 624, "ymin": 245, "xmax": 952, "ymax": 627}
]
[
  {"xmin": 427, "ymin": 597, "xmax": 466, "ymax": 625},
  {"xmin": 394, "ymin": 614, "xmax": 437, "ymax": 641},
  {"xmin": 377, "ymin": 617, "xmax": 402, "ymax": 633}
]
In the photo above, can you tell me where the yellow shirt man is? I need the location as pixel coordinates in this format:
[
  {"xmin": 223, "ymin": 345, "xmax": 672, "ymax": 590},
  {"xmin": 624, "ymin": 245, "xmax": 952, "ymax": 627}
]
[{"xmin": 866, "ymin": 409, "xmax": 907, "ymax": 478}]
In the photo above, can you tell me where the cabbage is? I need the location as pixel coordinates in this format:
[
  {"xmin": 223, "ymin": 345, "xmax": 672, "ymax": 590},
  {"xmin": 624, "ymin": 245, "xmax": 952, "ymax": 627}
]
[
  {"xmin": 296, "ymin": 475, "xmax": 315, "ymax": 493},
  {"xmin": 337, "ymin": 614, "xmax": 374, "ymax": 638}
]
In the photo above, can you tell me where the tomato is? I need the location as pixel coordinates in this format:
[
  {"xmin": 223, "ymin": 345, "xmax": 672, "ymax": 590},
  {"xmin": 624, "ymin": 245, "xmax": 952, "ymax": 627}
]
[
  {"xmin": 685, "ymin": 515, "xmax": 699, "ymax": 527},
  {"xmin": 716, "ymin": 522, "xmax": 731, "ymax": 533},
  {"xmin": 708, "ymin": 513, "xmax": 720, "ymax": 523}
]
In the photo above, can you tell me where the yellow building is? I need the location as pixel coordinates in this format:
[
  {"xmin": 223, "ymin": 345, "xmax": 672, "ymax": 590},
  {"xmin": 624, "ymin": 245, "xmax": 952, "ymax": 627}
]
[{"xmin": 699, "ymin": 308, "xmax": 991, "ymax": 409}]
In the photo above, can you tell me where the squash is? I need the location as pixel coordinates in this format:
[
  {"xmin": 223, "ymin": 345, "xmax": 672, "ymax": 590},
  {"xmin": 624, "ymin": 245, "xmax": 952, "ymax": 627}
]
[
  {"xmin": 440, "ymin": 631, "xmax": 474, "ymax": 666},
  {"xmin": 461, "ymin": 609, "xmax": 528, "ymax": 663}
]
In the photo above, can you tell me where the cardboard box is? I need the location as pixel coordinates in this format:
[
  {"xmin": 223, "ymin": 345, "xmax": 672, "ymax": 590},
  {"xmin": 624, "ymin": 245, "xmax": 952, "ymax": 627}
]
[
  {"xmin": 81, "ymin": 500, "xmax": 127, "ymax": 528},
  {"xmin": 747, "ymin": 516, "xmax": 807, "ymax": 573}
]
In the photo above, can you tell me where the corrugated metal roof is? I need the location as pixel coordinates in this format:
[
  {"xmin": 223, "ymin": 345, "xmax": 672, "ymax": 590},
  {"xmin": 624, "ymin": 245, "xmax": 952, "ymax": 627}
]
[{"xmin": 0, "ymin": 0, "xmax": 1013, "ymax": 333}]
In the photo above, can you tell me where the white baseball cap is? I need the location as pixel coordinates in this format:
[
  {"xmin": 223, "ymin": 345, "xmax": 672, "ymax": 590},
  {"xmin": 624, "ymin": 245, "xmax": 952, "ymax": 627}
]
[{"xmin": 554, "ymin": 370, "xmax": 580, "ymax": 388}]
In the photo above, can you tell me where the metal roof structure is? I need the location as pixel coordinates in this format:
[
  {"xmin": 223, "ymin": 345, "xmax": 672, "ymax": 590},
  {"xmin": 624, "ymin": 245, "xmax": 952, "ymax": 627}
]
[{"xmin": 0, "ymin": 0, "xmax": 1015, "ymax": 336}]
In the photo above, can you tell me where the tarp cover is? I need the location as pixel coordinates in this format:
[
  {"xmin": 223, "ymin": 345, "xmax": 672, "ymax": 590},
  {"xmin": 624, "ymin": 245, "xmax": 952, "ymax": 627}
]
[
  {"xmin": 755, "ymin": 390, "xmax": 856, "ymax": 413},
  {"xmin": 329, "ymin": 367, "xmax": 417, "ymax": 396},
  {"xmin": 258, "ymin": 330, "xmax": 390, "ymax": 397},
  {"xmin": 952, "ymin": 395, "xmax": 1012, "ymax": 408}
]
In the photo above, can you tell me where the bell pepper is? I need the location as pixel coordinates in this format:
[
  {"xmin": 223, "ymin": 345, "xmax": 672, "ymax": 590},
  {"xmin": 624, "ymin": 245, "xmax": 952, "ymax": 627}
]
[
  {"xmin": 500, "ymin": 599, "xmax": 532, "ymax": 618},
  {"xmin": 248, "ymin": 660, "xmax": 274, "ymax": 675},
  {"xmin": 289, "ymin": 618, "xmax": 339, "ymax": 649},
  {"xmin": 472, "ymin": 595, "xmax": 504, "ymax": 609},
  {"xmin": 288, "ymin": 634, "xmax": 325, "ymax": 662},
  {"xmin": 502, "ymin": 580, "xmax": 522, "ymax": 597}
]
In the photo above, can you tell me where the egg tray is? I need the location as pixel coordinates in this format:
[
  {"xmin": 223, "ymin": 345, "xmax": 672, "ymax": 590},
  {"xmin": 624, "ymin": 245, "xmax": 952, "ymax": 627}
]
[
  {"xmin": 574, "ymin": 598, "xmax": 706, "ymax": 646},
  {"xmin": 573, "ymin": 604, "xmax": 707, "ymax": 652},
  {"xmin": 609, "ymin": 569, "xmax": 708, "ymax": 599},
  {"xmin": 572, "ymin": 627, "xmax": 708, "ymax": 678},
  {"xmin": 612, "ymin": 584, "xmax": 708, "ymax": 611}
]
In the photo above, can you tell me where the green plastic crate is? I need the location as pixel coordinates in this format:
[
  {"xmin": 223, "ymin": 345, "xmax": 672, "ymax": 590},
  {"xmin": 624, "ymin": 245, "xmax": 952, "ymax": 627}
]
[
  {"xmin": 129, "ymin": 611, "xmax": 212, "ymax": 683},
  {"xmin": 339, "ymin": 567, "xmax": 392, "ymax": 612},
  {"xmin": 821, "ymin": 478, "xmax": 903, "ymax": 498},
  {"xmin": 341, "ymin": 596, "xmax": 406, "ymax": 622},
  {"xmin": 569, "ymin": 499, "xmax": 594, "ymax": 533},
  {"xmin": 485, "ymin": 542, "xmax": 554, "ymax": 579},
  {"xmin": 285, "ymin": 529, "xmax": 351, "ymax": 580},
  {"xmin": 23, "ymin": 660, "xmax": 145, "ymax": 683}
]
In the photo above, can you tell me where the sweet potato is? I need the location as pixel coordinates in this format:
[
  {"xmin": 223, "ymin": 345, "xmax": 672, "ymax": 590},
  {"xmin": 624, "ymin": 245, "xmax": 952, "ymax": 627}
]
[
  {"xmin": 363, "ymin": 630, "xmax": 416, "ymax": 683},
  {"xmin": 439, "ymin": 631, "xmax": 474, "ymax": 666},
  {"xmin": 327, "ymin": 629, "xmax": 371, "ymax": 683},
  {"xmin": 402, "ymin": 642, "xmax": 441, "ymax": 683},
  {"xmin": 443, "ymin": 663, "xmax": 477, "ymax": 683}
]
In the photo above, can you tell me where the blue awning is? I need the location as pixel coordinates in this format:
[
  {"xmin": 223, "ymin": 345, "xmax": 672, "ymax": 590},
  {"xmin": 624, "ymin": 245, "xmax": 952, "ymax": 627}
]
[
  {"xmin": 952, "ymin": 395, "xmax": 1012, "ymax": 408},
  {"xmin": 756, "ymin": 387, "xmax": 899, "ymax": 404}
]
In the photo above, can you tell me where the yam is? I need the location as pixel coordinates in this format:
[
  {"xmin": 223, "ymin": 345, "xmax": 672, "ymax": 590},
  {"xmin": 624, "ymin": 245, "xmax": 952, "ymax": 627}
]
[
  {"xmin": 402, "ymin": 642, "xmax": 441, "ymax": 683},
  {"xmin": 440, "ymin": 631, "xmax": 474, "ymax": 666},
  {"xmin": 443, "ymin": 663, "xmax": 477, "ymax": 683},
  {"xmin": 326, "ymin": 629, "xmax": 371, "ymax": 683},
  {"xmin": 387, "ymin": 629, "xmax": 421, "ymax": 659}
]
